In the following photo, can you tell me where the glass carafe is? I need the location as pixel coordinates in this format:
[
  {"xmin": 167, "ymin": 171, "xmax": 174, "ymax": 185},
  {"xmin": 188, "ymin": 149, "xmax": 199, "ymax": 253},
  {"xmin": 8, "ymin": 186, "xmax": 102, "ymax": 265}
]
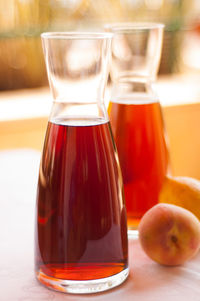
[
  {"xmin": 106, "ymin": 23, "xmax": 170, "ymax": 237},
  {"xmin": 35, "ymin": 32, "xmax": 129, "ymax": 294}
]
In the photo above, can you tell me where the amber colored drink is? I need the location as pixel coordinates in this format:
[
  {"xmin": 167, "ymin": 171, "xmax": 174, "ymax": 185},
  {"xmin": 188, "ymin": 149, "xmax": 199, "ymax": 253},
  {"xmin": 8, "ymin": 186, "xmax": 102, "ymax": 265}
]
[
  {"xmin": 35, "ymin": 118, "xmax": 128, "ymax": 285},
  {"xmin": 108, "ymin": 100, "xmax": 169, "ymax": 229}
]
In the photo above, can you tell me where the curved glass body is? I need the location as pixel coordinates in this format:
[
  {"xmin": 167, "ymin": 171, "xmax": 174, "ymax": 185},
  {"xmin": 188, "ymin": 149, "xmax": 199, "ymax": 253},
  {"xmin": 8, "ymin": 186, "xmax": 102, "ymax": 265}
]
[
  {"xmin": 108, "ymin": 98, "xmax": 169, "ymax": 231},
  {"xmin": 35, "ymin": 32, "xmax": 129, "ymax": 294}
]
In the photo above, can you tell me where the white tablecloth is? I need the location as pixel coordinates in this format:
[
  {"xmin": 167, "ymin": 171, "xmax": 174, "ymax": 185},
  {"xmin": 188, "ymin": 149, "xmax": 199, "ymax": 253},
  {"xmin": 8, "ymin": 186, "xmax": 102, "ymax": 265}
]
[{"xmin": 0, "ymin": 149, "xmax": 200, "ymax": 301}]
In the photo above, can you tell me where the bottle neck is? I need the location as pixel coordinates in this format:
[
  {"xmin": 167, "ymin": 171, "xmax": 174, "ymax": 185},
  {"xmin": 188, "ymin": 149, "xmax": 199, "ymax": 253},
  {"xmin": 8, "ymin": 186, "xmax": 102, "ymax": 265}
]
[
  {"xmin": 49, "ymin": 101, "xmax": 109, "ymax": 124},
  {"xmin": 110, "ymin": 79, "xmax": 158, "ymax": 103}
]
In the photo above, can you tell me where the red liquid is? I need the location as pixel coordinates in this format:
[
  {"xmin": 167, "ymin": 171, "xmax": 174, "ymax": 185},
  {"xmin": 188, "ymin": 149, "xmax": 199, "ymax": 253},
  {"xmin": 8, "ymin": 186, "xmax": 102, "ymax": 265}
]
[
  {"xmin": 108, "ymin": 101, "xmax": 169, "ymax": 229},
  {"xmin": 35, "ymin": 118, "xmax": 128, "ymax": 284}
]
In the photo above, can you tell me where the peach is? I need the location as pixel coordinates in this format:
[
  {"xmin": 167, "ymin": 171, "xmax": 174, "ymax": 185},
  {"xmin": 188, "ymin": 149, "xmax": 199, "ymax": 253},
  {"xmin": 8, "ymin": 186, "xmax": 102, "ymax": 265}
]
[{"xmin": 138, "ymin": 203, "xmax": 200, "ymax": 266}]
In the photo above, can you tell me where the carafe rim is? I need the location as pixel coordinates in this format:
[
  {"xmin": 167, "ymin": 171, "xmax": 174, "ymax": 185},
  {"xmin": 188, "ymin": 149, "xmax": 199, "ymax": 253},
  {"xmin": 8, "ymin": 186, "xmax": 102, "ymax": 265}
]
[{"xmin": 41, "ymin": 32, "xmax": 113, "ymax": 40}]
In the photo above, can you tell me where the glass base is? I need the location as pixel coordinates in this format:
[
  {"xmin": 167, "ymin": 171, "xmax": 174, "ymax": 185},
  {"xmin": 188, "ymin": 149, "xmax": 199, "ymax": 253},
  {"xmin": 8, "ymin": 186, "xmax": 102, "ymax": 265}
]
[
  {"xmin": 128, "ymin": 229, "xmax": 139, "ymax": 239},
  {"xmin": 36, "ymin": 267, "xmax": 129, "ymax": 294},
  {"xmin": 127, "ymin": 218, "xmax": 140, "ymax": 239}
]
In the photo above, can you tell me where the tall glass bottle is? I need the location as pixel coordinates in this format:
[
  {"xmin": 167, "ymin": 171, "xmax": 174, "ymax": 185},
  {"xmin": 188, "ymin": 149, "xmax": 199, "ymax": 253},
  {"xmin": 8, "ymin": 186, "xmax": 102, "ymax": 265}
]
[
  {"xmin": 106, "ymin": 23, "xmax": 170, "ymax": 237},
  {"xmin": 35, "ymin": 32, "xmax": 129, "ymax": 294}
]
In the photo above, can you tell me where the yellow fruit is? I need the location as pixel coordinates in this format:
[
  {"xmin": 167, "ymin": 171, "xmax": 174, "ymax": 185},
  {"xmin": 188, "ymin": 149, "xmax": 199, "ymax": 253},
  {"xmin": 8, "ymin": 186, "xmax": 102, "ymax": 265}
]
[{"xmin": 159, "ymin": 176, "xmax": 200, "ymax": 220}]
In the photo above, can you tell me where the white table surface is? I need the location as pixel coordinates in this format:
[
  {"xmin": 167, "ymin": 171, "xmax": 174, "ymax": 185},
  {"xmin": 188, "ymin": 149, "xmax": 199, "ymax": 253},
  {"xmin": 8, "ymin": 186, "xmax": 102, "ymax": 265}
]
[{"xmin": 1, "ymin": 149, "xmax": 200, "ymax": 301}]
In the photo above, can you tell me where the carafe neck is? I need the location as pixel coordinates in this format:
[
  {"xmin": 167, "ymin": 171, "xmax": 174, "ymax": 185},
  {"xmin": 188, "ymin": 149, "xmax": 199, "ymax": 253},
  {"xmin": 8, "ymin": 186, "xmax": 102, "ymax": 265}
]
[
  {"xmin": 41, "ymin": 32, "xmax": 112, "ymax": 107},
  {"xmin": 49, "ymin": 101, "xmax": 109, "ymax": 123},
  {"xmin": 110, "ymin": 79, "xmax": 158, "ymax": 103}
]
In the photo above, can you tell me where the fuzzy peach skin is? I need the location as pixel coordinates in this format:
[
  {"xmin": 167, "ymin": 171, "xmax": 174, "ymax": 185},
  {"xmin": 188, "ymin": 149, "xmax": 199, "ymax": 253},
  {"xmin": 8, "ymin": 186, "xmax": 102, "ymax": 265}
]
[{"xmin": 138, "ymin": 203, "xmax": 200, "ymax": 266}]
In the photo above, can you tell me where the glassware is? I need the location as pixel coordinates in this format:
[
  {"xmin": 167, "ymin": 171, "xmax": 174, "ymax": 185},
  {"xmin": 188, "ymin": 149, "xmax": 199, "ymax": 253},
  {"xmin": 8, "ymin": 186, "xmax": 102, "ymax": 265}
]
[
  {"xmin": 106, "ymin": 23, "xmax": 170, "ymax": 237},
  {"xmin": 35, "ymin": 32, "xmax": 129, "ymax": 294}
]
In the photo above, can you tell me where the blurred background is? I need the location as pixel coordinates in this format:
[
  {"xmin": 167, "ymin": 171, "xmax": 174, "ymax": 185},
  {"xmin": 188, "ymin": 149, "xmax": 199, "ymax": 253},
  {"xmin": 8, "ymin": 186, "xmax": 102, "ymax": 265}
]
[
  {"xmin": 1, "ymin": 0, "xmax": 200, "ymax": 90},
  {"xmin": 1, "ymin": 0, "xmax": 200, "ymax": 178}
]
